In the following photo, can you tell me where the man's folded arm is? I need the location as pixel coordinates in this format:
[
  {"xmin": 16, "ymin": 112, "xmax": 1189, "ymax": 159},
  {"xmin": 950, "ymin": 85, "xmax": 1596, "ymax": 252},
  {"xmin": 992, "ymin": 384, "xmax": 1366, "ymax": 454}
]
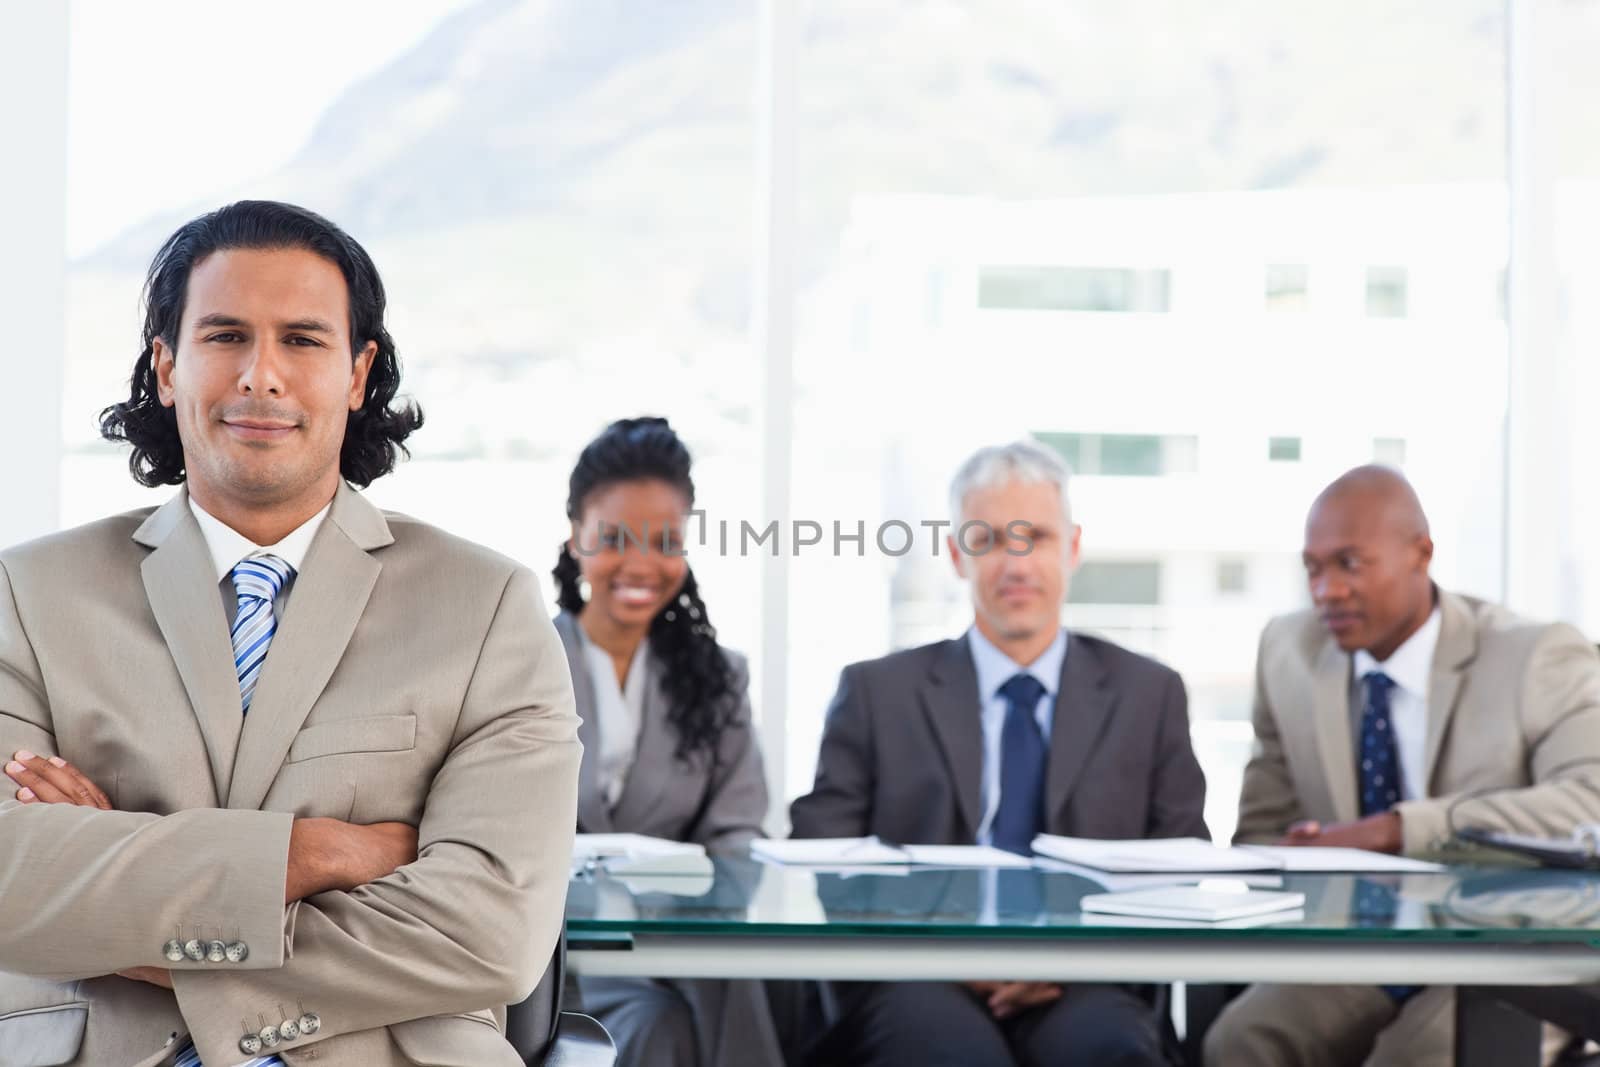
[
  {"xmin": 0, "ymin": 561, "xmax": 294, "ymax": 980},
  {"xmin": 1396, "ymin": 624, "xmax": 1600, "ymax": 854},
  {"xmin": 171, "ymin": 566, "xmax": 581, "ymax": 1065}
]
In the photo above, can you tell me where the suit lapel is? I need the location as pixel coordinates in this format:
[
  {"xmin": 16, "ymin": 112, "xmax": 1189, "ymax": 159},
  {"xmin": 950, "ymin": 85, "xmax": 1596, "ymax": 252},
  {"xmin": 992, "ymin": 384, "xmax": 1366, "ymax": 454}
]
[
  {"xmin": 555, "ymin": 613, "xmax": 611, "ymax": 833},
  {"xmin": 1045, "ymin": 637, "xmax": 1116, "ymax": 827},
  {"xmin": 920, "ymin": 640, "xmax": 983, "ymax": 840},
  {"xmin": 609, "ymin": 663, "xmax": 676, "ymax": 832},
  {"xmin": 135, "ymin": 492, "xmax": 244, "ymax": 804},
  {"xmin": 226, "ymin": 484, "xmax": 391, "ymax": 811},
  {"xmin": 1311, "ymin": 636, "xmax": 1359, "ymax": 823},
  {"xmin": 1423, "ymin": 592, "xmax": 1477, "ymax": 794}
]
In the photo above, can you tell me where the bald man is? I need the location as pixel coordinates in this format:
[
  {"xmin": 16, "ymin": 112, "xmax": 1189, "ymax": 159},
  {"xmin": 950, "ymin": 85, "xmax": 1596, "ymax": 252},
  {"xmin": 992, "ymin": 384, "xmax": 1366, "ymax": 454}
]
[{"xmin": 1205, "ymin": 466, "xmax": 1600, "ymax": 1067}]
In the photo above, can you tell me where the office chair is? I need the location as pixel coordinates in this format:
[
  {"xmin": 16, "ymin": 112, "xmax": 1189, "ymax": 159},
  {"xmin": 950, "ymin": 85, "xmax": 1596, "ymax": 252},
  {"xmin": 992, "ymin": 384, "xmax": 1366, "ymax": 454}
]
[{"xmin": 506, "ymin": 931, "xmax": 616, "ymax": 1067}]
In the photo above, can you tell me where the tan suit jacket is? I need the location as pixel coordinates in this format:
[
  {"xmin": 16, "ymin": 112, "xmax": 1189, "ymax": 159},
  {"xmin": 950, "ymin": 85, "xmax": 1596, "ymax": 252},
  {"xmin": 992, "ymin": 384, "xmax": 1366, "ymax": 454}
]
[
  {"xmin": 0, "ymin": 484, "xmax": 580, "ymax": 1067},
  {"xmin": 1235, "ymin": 588, "xmax": 1600, "ymax": 855}
]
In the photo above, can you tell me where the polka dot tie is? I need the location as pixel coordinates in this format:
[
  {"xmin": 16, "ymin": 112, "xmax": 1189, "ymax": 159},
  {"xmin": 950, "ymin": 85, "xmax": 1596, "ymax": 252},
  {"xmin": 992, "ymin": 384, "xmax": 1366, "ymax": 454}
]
[{"xmin": 1358, "ymin": 671, "xmax": 1403, "ymax": 817}]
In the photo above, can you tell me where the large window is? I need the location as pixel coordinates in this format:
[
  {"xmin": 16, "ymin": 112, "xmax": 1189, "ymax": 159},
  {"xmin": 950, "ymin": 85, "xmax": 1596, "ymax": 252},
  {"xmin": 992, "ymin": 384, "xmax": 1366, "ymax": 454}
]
[
  {"xmin": 31, "ymin": 1, "xmax": 1589, "ymax": 847},
  {"xmin": 786, "ymin": 0, "xmax": 1508, "ymax": 842},
  {"xmin": 63, "ymin": 0, "xmax": 763, "ymax": 653}
]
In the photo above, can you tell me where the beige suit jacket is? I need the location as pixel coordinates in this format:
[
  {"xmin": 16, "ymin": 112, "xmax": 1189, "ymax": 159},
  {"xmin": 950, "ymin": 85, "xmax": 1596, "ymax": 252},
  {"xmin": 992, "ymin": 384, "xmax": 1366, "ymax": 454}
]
[
  {"xmin": 1235, "ymin": 589, "xmax": 1600, "ymax": 855},
  {"xmin": 0, "ymin": 484, "xmax": 580, "ymax": 1067}
]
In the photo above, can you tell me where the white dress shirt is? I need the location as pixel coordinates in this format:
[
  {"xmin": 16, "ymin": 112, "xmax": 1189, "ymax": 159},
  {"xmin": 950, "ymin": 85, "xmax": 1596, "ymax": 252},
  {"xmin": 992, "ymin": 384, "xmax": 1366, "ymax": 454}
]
[
  {"xmin": 967, "ymin": 625, "xmax": 1068, "ymax": 845},
  {"xmin": 577, "ymin": 630, "xmax": 650, "ymax": 809},
  {"xmin": 189, "ymin": 495, "xmax": 331, "ymax": 623},
  {"xmin": 1353, "ymin": 606, "xmax": 1442, "ymax": 802}
]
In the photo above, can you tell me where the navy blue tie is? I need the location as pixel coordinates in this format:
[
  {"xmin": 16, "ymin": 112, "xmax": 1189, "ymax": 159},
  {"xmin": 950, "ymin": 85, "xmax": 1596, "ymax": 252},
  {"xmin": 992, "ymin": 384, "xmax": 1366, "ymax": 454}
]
[
  {"xmin": 991, "ymin": 673, "xmax": 1049, "ymax": 856},
  {"xmin": 1356, "ymin": 672, "xmax": 1417, "ymax": 1002},
  {"xmin": 1358, "ymin": 671, "xmax": 1402, "ymax": 817}
]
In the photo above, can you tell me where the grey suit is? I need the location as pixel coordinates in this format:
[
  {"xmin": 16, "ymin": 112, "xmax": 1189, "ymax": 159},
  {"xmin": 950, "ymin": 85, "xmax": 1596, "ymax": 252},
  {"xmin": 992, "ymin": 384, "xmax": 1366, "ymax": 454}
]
[
  {"xmin": 555, "ymin": 613, "xmax": 766, "ymax": 853},
  {"xmin": 553, "ymin": 613, "xmax": 782, "ymax": 1067},
  {"xmin": 790, "ymin": 630, "xmax": 1206, "ymax": 1067},
  {"xmin": 791, "ymin": 631, "xmax": 1208, "ymax": 844}
]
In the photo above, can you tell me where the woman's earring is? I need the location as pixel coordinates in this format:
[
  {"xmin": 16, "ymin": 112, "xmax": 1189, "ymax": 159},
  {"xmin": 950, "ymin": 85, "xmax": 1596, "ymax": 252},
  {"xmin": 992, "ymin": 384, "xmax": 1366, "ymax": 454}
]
[{"xmin": 578, "ymin": 576, "xmax": 591, "ymax": 603}]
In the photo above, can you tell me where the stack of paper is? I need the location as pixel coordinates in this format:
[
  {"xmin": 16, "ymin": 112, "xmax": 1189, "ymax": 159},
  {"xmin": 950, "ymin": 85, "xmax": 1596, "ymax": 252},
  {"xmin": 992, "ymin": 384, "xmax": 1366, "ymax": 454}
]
[{"xmin": 1031, "ymin": 835, "xmax": 1446, "ymax": 875}]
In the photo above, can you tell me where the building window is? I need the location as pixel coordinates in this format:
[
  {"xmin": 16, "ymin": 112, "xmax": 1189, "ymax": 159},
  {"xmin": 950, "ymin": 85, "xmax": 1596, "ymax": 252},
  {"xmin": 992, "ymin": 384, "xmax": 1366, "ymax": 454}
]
[
  {"xmin": 1268, "ymin": 436, "xmax": 1302, "ymax": 462},
  {"xmin": 1366, "ymin": 266, "xmax": 1409, "ymax": 318},
  {"xmin": 1373, "ymin": 437, "xmax": 1407, "ymax": 466},
  {"xmin": 1035, "ymin": 432, "xmax": 1199, "ymax": 477},
  {"xmin": 1217, "ymin": 559, "xmax": 1249, "ymax": 595},
  {"xmin": 979, "ymin": 266, "xmax": 1171, "ymax": 312},
  {"xmin": 1071, "ymin": 561, "xmax": 1162, "ymax": 605},
  {"xmin": 1265, "ymin": 264, "xmax": 1309, "ymax": 312}
]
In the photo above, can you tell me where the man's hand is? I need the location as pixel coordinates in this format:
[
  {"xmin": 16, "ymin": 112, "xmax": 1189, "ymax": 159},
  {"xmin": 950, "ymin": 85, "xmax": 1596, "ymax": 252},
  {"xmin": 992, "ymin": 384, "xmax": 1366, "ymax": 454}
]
[
  {"xmin": 5, "ymin": 750, "xmax": 112, "ymax": 808},
  {"xmin": 965, "ymin": 981, "xmax": 1062, "ymax": 1019},
  {"xmin": 1279, "ymin": 811, "xmax": 1403, "ymax": 853},
  {"xmin": 5, "ymin": 753, "xmax": 178, "ymax": 988},
  {"xmin": 286, "ymin": 817, "xmax": 419, "ymax": 903}
]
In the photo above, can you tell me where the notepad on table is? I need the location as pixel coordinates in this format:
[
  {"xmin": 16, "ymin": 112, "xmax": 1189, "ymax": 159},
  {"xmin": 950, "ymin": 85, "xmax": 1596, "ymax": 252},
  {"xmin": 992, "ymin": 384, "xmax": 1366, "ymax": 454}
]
[
  {"xmin": 572, "ymin": 833, "xmax": 711, "ymax": 877},
  {"xmin": 1080, "ymin": 885, "xmax": 1307, "ymax": 922},
  {"xmin": 1031, "ymin": 835, "xmax": 1446, "ymax": 875}
]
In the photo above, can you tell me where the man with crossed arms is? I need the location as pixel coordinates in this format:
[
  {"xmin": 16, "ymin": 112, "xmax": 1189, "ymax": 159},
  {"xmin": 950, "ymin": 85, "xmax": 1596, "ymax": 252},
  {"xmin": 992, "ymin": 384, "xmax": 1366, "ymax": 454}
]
[{"xmin": 0, "ymin": 200, "xmax": 579, "ymax": 1066}]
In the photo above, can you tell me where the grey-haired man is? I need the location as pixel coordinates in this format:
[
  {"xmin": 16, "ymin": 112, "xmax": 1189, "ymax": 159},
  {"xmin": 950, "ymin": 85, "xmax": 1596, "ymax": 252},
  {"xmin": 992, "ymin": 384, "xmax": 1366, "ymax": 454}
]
[{"xmin": 791, "ymin": 440, "xmax": 1207, "ymax": 1067}]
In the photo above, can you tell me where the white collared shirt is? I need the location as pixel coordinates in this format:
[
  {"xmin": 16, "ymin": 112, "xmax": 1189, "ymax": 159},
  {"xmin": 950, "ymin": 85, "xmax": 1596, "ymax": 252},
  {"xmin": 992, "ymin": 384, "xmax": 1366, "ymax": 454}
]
[
  {"xmin": 1353, "ymin": 606, "xmax": 1442, "ymax": 802},
  {"xmin": 578, "ymin": 629, "xmax": 650, "ymax": 809},
  {"xmin": 966, "ymin": 625, "xmax": 1068, "ymax": 845},
  {"xmin": 188, "ymin": 494, "xmax": 332, "ymax": 618}
]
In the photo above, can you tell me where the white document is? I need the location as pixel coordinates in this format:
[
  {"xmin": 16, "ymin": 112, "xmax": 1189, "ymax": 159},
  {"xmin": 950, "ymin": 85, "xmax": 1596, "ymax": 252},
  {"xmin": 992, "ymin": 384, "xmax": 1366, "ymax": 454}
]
[
  {"xmin": 900, "ymin": 845, "xmax": 1033, "ymax": 869},
  {"xmin": 1032, "ymin": 856, "xmax": 1286, "ymax": 891},
  {"xmin": 1080, "ymin": 886, "xmax": 1307, "ymax": 922},
  {"xmin": 1240, "ymin": 846, "xmax": 1446, "ymax": 874},
  {"xmin": 750, "ymin": 839, "xmax": 1031, "ymax": 869},
  {"xmin": 750, "ymin": 836, "xmax": 907, "ymax": 866},
  {"xmin": 573, "ymin": 833, "xmax": 706, "ymax": 862},
  {"xmin": 1031, "ymin": 835, "xmax": 1279, "ymax": 873}
]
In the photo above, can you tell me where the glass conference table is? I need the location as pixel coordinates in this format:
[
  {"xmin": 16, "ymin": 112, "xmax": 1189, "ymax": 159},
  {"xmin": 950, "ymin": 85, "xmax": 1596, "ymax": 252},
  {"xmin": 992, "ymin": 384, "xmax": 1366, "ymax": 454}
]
[{"xmin": 566, "ymin": 857, "xmax": 1600, "ymax": 1066}]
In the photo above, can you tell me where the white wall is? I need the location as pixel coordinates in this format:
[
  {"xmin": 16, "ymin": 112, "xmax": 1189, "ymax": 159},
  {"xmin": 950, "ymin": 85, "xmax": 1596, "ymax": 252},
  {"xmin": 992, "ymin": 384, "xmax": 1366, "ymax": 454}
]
[{"xmin": 0, "ymin": 4, "xmax": 67, "ymax": 548}]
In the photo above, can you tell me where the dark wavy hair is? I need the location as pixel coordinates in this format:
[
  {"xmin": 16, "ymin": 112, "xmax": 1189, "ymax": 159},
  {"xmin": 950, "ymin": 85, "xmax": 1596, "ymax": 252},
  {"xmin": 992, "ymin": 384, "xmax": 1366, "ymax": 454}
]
[
  {"xmin": 554, "ymin": 417, "xmax": 740, "ymax": 762},
  {"xmin": 99, "ymin": 200, "xmax": 422, "ymax": 487}
]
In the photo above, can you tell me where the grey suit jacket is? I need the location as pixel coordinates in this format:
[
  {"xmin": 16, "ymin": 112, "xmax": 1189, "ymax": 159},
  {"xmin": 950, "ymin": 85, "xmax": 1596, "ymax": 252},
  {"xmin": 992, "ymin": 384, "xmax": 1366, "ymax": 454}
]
[
  {"xmin": 0, "ymin": 485, "xmax": 580, "ymax": 1067},
  {"xmin": 789, "ymin": 631, "xmax": 1209, "ymax": 844},
  {"xmin": 553, "ymin": 612, "xmax": 767, "ymax": 853},
  {"xmin": 1234, "ymin": 589, "xmax": 1600, "ymax": 855}
]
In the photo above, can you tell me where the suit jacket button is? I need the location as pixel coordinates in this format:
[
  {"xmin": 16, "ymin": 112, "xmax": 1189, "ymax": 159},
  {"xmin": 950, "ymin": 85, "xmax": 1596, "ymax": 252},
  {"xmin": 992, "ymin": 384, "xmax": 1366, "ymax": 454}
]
[
  {"xmin": 239, "ymin": 1034, "xmax": 263, "ymax": 1055},
  {"xmin": 259, "ymin": 1024, "xmax": 280, "ymax": 1048},
  {"xmin": 206, "ymin": 940, "xmax": 228, "ymax": 963},
  {"xmin": 299, "ymin": 1012, "xmax": 322, "ymax": 1035},
  {"xmin": 182, "ymin": 939, "xmax": 205, "ymax": 962},
  {"xmin": 226, "ymin": 940, "xmax": 249, "ymax": 963},
  {"xmin": 162, "ymin": 940, "xmax": 185, "ymax": 963},
  {"xmin": 279, "ymin": 1016, "xmax": 301, "ymax": 1040}
]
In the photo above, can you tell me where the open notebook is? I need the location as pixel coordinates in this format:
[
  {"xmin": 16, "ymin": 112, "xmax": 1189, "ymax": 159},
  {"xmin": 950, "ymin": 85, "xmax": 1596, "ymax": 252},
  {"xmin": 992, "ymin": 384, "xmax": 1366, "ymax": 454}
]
[{"xmin": 1031, "ymin": 835, "xmax": 1445, "ymax": 874}]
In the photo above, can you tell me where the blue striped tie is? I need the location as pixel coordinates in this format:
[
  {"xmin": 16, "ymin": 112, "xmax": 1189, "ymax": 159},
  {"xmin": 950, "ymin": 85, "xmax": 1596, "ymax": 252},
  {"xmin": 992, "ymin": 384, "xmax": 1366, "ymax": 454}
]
[
  {"xmin": 231, "ymin": 555, "xmax": 293, "ymax": 714},
  {"xmin": 168, "ymin": 556, "xmax": 295, "ymax": 1066}
]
